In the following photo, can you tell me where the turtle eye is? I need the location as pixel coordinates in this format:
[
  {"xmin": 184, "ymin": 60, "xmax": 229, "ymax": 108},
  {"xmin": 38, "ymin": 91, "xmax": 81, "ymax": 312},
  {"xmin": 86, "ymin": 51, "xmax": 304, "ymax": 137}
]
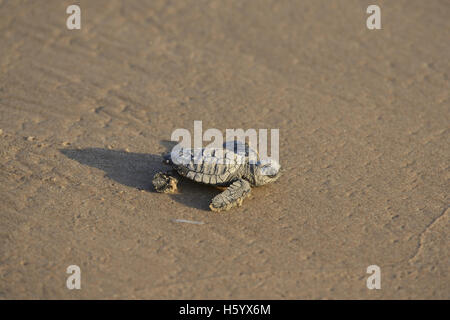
[
  {"xmin": 260, "ymin": 164, "xmax": 279, "ymax": 176},
  {"xmin": 258, "ymin": 158, "xmax": 280, "ymax": 176}
]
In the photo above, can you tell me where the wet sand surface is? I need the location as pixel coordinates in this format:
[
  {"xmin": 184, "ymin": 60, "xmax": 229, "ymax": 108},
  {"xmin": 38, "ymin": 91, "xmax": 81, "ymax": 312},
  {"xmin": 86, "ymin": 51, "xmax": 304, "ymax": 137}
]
[{"xmin": 0, "ymin": 0, "xmax": 448, "ymax": 299}]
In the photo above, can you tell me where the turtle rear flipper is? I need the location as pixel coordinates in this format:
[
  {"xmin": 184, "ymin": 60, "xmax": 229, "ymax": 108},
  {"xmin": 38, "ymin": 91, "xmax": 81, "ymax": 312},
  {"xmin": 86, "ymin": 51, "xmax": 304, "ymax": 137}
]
[
  {"xmin": 152, "ymin": 171, "xmax": 178, "ymax": 193},
  {"xmin": 210, "ymin": 179, "xmax": 251, "ymax": 212}
]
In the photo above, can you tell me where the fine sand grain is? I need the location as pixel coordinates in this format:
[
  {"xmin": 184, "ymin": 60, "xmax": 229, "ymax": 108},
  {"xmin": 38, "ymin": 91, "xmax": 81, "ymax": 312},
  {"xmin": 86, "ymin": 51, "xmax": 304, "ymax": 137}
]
[{"xmin": 0, "ymin": 0, "xmax": 448, "ymax": 299}]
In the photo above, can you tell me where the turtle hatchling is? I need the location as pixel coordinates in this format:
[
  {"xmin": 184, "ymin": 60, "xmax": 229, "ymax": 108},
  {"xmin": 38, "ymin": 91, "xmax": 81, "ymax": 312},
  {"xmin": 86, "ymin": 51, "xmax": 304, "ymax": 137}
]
[{"xmin": 152, "ymin": 141, "xmax": 281, "ymax": 212}]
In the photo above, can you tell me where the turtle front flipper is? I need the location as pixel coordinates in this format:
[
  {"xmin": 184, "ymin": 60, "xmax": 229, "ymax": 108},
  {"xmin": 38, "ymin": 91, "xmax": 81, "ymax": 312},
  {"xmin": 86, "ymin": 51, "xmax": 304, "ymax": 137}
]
[
  {"xmin": 210, "ymin": 179, "xmax": 251, "ymax": 212},
  {"xmin": 152, "ymin": 171, "xmax": 178, "ymax": 193}
]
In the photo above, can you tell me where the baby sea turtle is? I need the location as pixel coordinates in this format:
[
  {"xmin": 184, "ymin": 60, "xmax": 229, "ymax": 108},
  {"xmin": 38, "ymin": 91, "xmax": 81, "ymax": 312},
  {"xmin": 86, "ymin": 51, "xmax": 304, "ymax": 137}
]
[{"xmin": 152, "ymin": 141, "xmax": 281, "ymax": 212}]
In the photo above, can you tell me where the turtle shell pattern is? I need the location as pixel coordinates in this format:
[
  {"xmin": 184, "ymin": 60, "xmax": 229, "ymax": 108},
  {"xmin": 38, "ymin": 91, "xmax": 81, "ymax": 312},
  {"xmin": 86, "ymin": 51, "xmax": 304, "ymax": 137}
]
[{"xmin": 170, "ymin": 147, "xmax": 248, "ymax": 186}]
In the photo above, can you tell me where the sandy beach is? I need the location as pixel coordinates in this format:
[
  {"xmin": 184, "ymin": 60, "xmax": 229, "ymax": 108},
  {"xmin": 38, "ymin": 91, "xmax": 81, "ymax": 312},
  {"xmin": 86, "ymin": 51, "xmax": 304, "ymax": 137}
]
[{"xmin": 0, "ymin": 0, "xmax": 448, "ymax": 299}]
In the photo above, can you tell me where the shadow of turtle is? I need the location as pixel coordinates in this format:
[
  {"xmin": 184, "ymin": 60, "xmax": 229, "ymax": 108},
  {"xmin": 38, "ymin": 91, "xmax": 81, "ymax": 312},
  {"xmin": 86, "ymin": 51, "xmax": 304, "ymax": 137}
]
[
  {"xmin": 172, "ymin": 178, "xmax": 221, "ymax": 211},
  {"xmin": 60, "ymin": 147, "xmax": 220, "ymax": 211}
]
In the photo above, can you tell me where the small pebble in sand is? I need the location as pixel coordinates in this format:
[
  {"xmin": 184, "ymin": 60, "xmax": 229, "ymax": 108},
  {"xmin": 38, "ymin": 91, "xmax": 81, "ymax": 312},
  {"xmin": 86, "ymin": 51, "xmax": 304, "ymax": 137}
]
[{"xmin": 26, "ymin": 136, "xmax": 35, "ymax": 141}]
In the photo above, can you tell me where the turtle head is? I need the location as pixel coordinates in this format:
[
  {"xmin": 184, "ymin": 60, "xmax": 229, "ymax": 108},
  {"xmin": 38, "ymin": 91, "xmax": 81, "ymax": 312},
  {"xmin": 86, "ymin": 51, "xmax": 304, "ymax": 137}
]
[{"xmin": 252, "ymin": 158, "xmax": 281, "ymax": 186}]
